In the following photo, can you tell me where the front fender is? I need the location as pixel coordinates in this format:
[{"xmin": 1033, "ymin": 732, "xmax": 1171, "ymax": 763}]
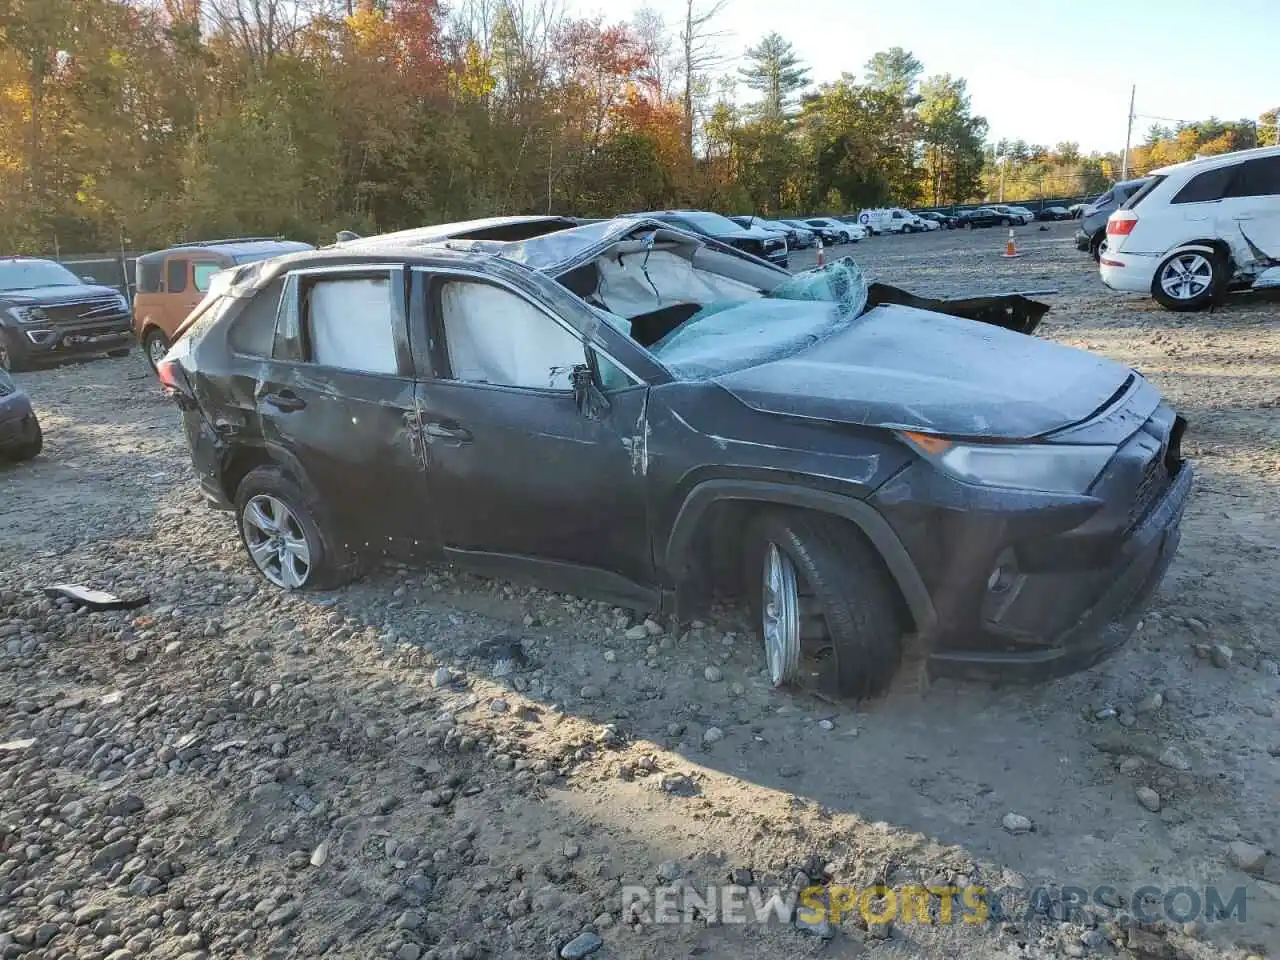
[{"xmin": 662, "ymin": 478, "xmax": 937, "ymax": 633}]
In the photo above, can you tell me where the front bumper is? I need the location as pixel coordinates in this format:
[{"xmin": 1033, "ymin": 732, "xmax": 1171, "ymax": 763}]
[
  {"xmin": 5, "ymin": 319, "xmax": 133, "ymax": 363},
  {"xmin": 869, "ymin": 397, "xmax": 1193, "ymax": 684},
  {"xmin": 925, "ymin": 460, "xmax": 1192, "ymax": 682}
]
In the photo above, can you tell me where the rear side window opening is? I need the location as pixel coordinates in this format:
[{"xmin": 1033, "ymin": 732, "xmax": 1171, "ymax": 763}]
[
  {"xmin": 228, "ymin": 277, "xmax": 285, "ymax": 358},
  {"xmin": 1121, "ymin": 176, "xmax": 1165, "ymax": 210},
  {"xmin": 136, "ymin": 259, "xmax": 162, "ymax": 295}
]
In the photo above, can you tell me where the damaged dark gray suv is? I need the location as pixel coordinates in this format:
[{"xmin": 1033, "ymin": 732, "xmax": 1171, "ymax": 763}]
[{"xmin": 160, "ymin": 216, "xmax": 1191, "ymax": 698}]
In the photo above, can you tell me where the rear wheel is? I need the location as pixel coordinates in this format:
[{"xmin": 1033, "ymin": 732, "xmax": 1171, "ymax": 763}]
[
  {"xmin": 143, "ymin": 329, "xmax": 171, "ymax": 371},
  {"xmin": 838, "ymin": 231, "xmax": 849, "ymax": 244},
  {"xmin": 1152, "ymin": 249, "xmax": 1222, "ymax": 312},
  {"xmin": 744, "ymin": 509, "xmax": 903, "ymax": 700},
  {"xmin": 235, "ymin": 465, "xmax": 355, "ymax": 591}
]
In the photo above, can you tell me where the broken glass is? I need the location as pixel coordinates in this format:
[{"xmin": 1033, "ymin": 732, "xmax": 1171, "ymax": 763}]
[{"xmin": 650, "ymin": 258, "xmax": 869, "ymax": 380}]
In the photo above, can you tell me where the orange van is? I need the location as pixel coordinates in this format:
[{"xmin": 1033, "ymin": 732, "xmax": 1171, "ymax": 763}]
[{"xmin": 133, "ymin": 238, "xmax": 313, "ymax": 369}]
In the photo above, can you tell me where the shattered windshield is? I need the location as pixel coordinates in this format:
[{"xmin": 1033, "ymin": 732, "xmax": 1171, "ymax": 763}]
[{"xmin": 651, "ymin": 259, "xmax": 870, "ymax": 380}]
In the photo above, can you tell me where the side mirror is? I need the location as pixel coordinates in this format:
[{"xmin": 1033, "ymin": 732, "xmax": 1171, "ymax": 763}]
[{"xmin": 571, "ymin": 363, "xmax": 609, "ymax": 420}]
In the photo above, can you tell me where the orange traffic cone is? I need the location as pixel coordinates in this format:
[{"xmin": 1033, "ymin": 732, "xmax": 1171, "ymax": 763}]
[
  {"xmin": 816, "ymin": 237, "xmax": 825, "ymax": 267},
  {"xmin": 1002, "ymin": 228, "xmax": 1021, "ymax": 259}
]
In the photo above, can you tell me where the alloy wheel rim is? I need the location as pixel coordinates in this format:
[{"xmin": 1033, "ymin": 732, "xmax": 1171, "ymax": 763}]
[
  {"xmin": 242, "ymin": 494, "xmax": 312, "ymax": 588},
  {"xmin": 761, "ymin": 542, "xmax": 801, "ymax": 687},
  {"xmin": 1160, "ymin": 253, "xmax": 1212, "ymax": 300},
  {"xmin": 147, "ymin": 335, "xmax": 168, "ymax": 367}
]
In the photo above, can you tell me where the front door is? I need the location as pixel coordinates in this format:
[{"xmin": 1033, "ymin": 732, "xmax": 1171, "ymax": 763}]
[
  {"xmin": 162, "ymin": 255, "xmax": 191, "ymax": 335},
  {"xmin": 411, "ymin": 270, "xmax": 652, "ymax": 593},
  {"xmin": 254, "ymin": 264, "xmax": 436, "ymax": 560}
]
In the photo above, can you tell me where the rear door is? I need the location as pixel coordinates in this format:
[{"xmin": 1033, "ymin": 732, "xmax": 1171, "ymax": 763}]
[
  {"xmin": 409, "ymin": 268, "xmax": 653, "ymax": 590},
  {"xmin": 1217, "ymin": 155, "xmax": 1280, "ymax": 285},
  {"xmin": 255, "ymin": 263, "xmax": 435, "ymax": 559}
]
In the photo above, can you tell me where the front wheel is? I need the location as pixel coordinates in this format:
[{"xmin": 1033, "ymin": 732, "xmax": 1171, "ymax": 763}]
[
  {"xmin": 235, "ymin": 465, "xmax": 355, "ymax": 590},
  {"xmin": 838, "ymin": 232, "xmax": 849, "ymax": 244},
  {"xmin": 2, "ymin": 415, "xmax": 42, "ymax": 462},
  {"xmin": 1152, "ymin": 249, "xmax": 1222, "ymax": 312},
  {"xmin": 745, "ymin": 509, "xmax": 903, "ymax": 700},
  {"xmin": 0, "ymin": 331, "xmax": 21, "ymax": 372}
]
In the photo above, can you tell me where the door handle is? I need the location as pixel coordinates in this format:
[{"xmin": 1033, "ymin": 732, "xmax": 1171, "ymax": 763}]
[
  {"xmin": 423, "ymin": 421, "xmax": 472, "ymax": 442},
  {"xmin": 262, "ymin": 391, "xmax": 306, "ymax": 412}
]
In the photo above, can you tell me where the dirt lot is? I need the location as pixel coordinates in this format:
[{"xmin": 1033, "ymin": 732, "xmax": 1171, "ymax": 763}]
[{"xmin": 0, "ymin": 221, "xmax": 1277, "ymax": 960}]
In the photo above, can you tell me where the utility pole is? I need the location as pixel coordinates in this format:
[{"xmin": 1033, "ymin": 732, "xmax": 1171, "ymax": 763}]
[
  {"xmin": 1120, "ymin": 84, "xmax": 1135, "ymax": 180},
  {"xmin": 998, "ymin": 154, "xmax": 1006, "ymax": 203}
]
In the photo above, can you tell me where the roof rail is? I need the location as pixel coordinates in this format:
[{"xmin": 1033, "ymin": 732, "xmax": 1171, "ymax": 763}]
[{"xmin": 166, "ymin": 236, "xmax": 289, "ymax": 248}]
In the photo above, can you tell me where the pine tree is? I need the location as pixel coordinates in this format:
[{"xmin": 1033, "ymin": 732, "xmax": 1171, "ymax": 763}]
[{"xmin": 738, "ymin": 32, "xmax": 809, "ymax": 122}]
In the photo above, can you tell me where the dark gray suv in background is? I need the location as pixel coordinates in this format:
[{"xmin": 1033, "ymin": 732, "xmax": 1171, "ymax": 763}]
[
  {"xmin": 1075, "ymin": 177, "xmax": 1152, "ymax": 260},
  {"xmin": 158, "ymin": 216, "xmax": 1191, "ymax": 701},
  {"xmin": 0, "ymin": 257, "xmax": 133, "ymax": 371}
]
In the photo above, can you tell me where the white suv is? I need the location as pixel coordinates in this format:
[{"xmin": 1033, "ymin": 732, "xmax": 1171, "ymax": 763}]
[{"xmin": 1099, "ymin": 146, "xmax": 1280, "ymax": 311}]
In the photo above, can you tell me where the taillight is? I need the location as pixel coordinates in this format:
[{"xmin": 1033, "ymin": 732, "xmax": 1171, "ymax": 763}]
[
  {"xmin": 155, "ymin": 358, "xmax": 181, "ymax": 394},
  {"xmin": 1107, "ymin": 213, "xmax": 1137, "ymax": 236}
]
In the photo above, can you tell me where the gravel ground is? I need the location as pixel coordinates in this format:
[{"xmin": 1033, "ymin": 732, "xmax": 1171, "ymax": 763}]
[{"xmin": 0, "ymin": 221, "xmax": 1277, "ymax": 960}]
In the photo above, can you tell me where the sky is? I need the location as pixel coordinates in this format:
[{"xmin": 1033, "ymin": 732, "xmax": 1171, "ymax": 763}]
[{"xmin": 563, "ymin": 0, "xmax": 1278, "ymax": 153}]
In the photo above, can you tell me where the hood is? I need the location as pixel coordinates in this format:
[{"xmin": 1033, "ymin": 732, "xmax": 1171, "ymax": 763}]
[
  {"xmin": 714, "ymin": 304, "xmax": 1134, "ymax": 439},
  {"xmin": 0, "ymin": 283, "xmax": 122, "ymax": 306}
]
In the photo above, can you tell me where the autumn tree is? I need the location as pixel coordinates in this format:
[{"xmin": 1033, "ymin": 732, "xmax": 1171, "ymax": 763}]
[{"xmin": 916, "ymin": 74, "xmax": 986, "ymax": 205}]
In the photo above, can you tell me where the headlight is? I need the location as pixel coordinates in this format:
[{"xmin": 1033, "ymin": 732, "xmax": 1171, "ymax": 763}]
[
  {"xmin": 900, "ymin": 431, "xmax": 1116, "ymax": 495},
  {"xmin": 6, "ymin": 306, "xmax": 49, "ymax": 324},
  {"xmin": 115, "ymin": 294, "xmax": 129, "ymax": 312}
]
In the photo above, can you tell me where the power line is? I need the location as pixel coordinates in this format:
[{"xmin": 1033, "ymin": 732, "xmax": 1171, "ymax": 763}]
[{"xmin": 1135, "ymin": 112, "xmax": 1278, "ymax": 129}]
